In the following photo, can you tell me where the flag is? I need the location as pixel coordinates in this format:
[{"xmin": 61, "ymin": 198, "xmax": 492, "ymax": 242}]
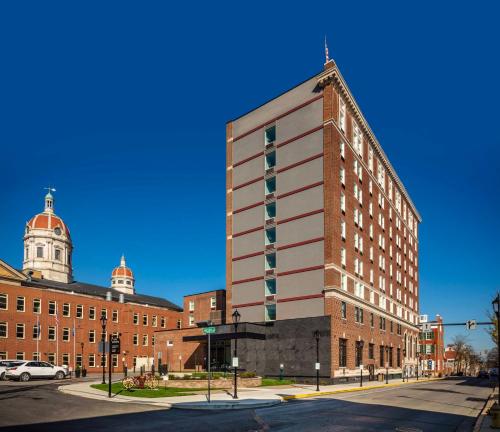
[{"xmin": 55, "ymin": 312, "xmax": 59, "ymax": 325}]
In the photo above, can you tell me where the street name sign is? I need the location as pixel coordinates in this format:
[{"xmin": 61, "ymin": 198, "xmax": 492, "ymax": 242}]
[{"xmin": 203, "ymin": 327, "xmax": 216, "ymax": 334}]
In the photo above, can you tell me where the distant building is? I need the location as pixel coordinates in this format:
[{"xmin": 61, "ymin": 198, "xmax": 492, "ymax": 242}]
[{"xmin": 418, "ymin": 314, "xmax": 445, "ymax": 375}]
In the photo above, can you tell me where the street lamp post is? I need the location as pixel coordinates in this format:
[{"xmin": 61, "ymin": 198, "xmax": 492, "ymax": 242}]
[
  {"xmin": 314, "ymin": 330, "xmax": 320, "ymax": 392},
  {"xmin": 100, "ymin": 314, "xmax": 107, "ymax": 385},
  {"xmin": 385, "ymin": 346, "xmax": 389, "ymax": 385},
  {"xmin": 232, "ymin": 310, "xmax": 241, "ymax": 399},
  {"xmin": 492, "ymin": 295, "xmax": 500, "ymax": 405}
]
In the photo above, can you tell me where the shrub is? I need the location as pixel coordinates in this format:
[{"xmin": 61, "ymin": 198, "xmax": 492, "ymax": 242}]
[{"xmin": 240, "ymin": 371, "xmax": 256, "ymax": 378}]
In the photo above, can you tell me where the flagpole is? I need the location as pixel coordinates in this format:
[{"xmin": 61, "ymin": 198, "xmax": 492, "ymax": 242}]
[
  {"xmin": 73, "ymin": 319, "xmax": 76, "ymax": 372},
  {"xmin": 56, "ymin": 302, "xmax": 59, "ymax": 366},
  {"xmin": 36, "ymin": 315, "xmax": 39, "ymax": 360}
]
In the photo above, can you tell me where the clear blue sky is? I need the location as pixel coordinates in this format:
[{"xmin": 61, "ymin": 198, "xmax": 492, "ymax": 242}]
[{"xmin": 1, "ymin": 1, "xmax": 498, "ymax": 352}]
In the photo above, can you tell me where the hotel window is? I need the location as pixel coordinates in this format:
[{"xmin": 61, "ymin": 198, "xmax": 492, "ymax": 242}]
[
  {"xmin": 340, "ymin": 140, "xmax": 345, "ymax": 159},
  {"xmin": 265, "ymin": 151, "xmax": 276, "ymax": 170},
  {"xmin": 142, "ymin": 335, "xmax": 148, "ymax": 346},
  {"xmin": 62, "ymin": 353, "xmax": 69, "ymax": 365},
  {"xmin": 355, "ymin": 341, "xmax": 363, "ymax": 367},
  {"xmin": 340, "ymin": 248, "xmax": 346, "ymax": 267},
  {"xmin": 88, "ymin": 330, "xmax": 95, "ymax": 343},
  {"xmin": 265, "ymin": 125, "xmax": 276, "ymax": 145},
  {"xmin": 33, "ymin": 324, "xmax": 40, "ymax": 339},
  {"xmin": 379, "ymin": 346, "xmax": 385, "ymax": 367},
  {"xmin": 265, "ymin": 202, "xmax": 276, "ymax": 220},
  {"xmin": 17, "ymin": 296, "xmax": 25, "ymax": 312},
  {"xmin": 0, "ymin": 322, "xmax": 7, "ymax": 338},
  {"xmin": 133, "ymin": 313, "xmax": 139, "ymax": 324},
  {"xmin": 210, "ymin": 297, "xmax": 216, "ymax": 309},
  {"xmin": 379, "ymin": 317, "xmax": 386, "ymax": 331},
  {"xmin": 339, "ymin": 338, "xmax": 347, "ymax": 367},
  {"xmin": 369, "ymin": 343, "xmax": 374, "ymax": 360},
  {"xmin": 133, "ymin": 334, "xmax": 138, "ymax": 345},
  {"xmin": 0, "ymin": 293, "xmax": 7, "ymax": 310},
  {"xmin": 339, "ymin": 99, "xmax": 346, "ymax": 131},
  {"xmin": 16, "ymin": 323, "xmax": 25, "ymax": 339},
  {"xmin": 33, "ymin": 298, "xmax": 41, "ymax": 314},
  {"xmin": 151, "ymin": 315, "xmax": 157, "ymax": 327},
  {"xmin": 340, "ymin": 167, "xmax": 345, "ymax": 185},
  {"xmin": 16, "ymin": 352, "xmax": 25, "ymax": 360},
  {"xmin": 112, "ymin": 310, "xmax": 118, "ymax": 323},
  {"xmin": 370, "ymin": 313, "xmax": 374, "ymax": 328},
  {"xmin": 354, "ymin": 307, "xmax": 363, "ymax": 323},
  {"xmin": 341, "ymin": 302, "xmax": 347, "ymax": 319},
  {"xmin": 265, "ymin": 279, "xmax": 276, "ymax": 295},
  {"xmin": 341, "ymin": 274, "xmax": 347, "ymax": 291},
  {"xmin": 88, "ymin": 354, "xmax": 95, "ymax": 368},
  {"xmin": 368, "ymin": 147, "xmax": 374, "ymax": 172},
  {"xmin": 63, "ymin": 303, "xmax": 70, "ymax": 317},
  {"xmin": 142, "ymin": 314, "xmax": 148, "ymax": 326},
  {"xmin": 189, "ymin": 316, "xmax": 195, "ymax": 326},
  {"xmin": 161, "ymin": 317, "xmax": 166, "ymax": 328},
  {"xmin": 340, "ymin": 192, "xmax": 345, "ymax": 213},
  {"xmin": 341, "ymin": 220, "xmax": 346, "ymax": 240},
  {"xmin": 265, "ymin": 252, "xmax": 276, "ymax": 270},
  {"xmin": 354, "ymin": 282, "xmax": 364, "ymax": 299},
  {"xmin": 265, "ymin": 304, "xmax": 276, "ymax": 321},
  {"xmin": 37, "ymin": 246, "xmax": 44, "ymax": 258},
  {"xmin": 89, "ymin": 306, "xmax": 96, "ymax": 320},
  {"xmin": 265, "ymin": 177, "xmax": 276, "ymax": 195},
  {"xmin": 265, "ymin": 227, "xmax": 276, "ymax": 245},
  {"xmin": 62, "ymin": 328, "xmax": 70, "ymax": 342},
  {"xmin": 48, "ymin": 301, "xmax": 56, "ymax": 315}
]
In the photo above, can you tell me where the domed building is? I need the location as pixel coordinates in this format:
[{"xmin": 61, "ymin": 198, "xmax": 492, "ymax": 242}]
[
  {"xmin": 23, "ymin": 190, "xmax": 73, "ymax": 283},
  {"xmin": 111, "ymin": 255, "xmax": 135, "ymax": 295}
]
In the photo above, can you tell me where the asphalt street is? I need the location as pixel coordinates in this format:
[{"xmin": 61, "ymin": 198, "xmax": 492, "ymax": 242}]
[{"xmin": 0, "ymin": 377, "xmax": 491, "ymax": 431}]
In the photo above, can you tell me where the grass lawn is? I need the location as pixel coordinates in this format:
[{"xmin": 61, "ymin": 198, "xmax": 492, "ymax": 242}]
[
  {"xmin": 260, "ymin": 378, "xmax": 295, "ymax": 386},
  {"xmin": 91, "ymin": 382, "xmax": 201, "ymax": 398}
]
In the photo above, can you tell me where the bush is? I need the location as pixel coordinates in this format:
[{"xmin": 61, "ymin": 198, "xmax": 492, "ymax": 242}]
[{"xmin": 240, "ymin": 371, "xmax": 256, "ymax": 378}]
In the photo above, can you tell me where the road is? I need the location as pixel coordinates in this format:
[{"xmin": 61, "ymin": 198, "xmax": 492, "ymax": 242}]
[{"xmin": 0, "ymin": 377, "xmax": 491, "ymax": 431}]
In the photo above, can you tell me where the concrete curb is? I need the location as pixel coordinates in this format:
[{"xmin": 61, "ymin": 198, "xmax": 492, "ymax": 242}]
[
  {"xmin": 282, "ymin": 377, "xmax": 445, "ymax": 400},
  {"xmin": 171, "ymin": 399, "xmax": 282, "ymax": 410},
  {"xmin": 473, "ymin": 388, "xmax": 496, "ymax": 432}
]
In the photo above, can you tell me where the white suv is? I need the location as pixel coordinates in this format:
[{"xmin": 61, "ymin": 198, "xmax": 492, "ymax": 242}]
[
  {"xmin": 6, "ymin": 361, "xmax": 68, "ymax": 381},
  {"xmin": 0, "ymin": 360, "xmax": 24, "ymax": 380}
]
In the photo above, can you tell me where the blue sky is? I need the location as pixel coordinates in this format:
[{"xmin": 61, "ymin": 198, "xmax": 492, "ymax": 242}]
[{"xmin": 0, "ymin": 1, "xmax": 498, "ymax": 352}]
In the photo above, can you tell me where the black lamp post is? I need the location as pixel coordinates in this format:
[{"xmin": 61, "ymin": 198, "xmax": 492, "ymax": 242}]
[
  {"xmin": 80, "ymin": 342, "xmax": 84, "ymax": 370},
  {"xmin": 314, "ymin": 330, "xmax": 320, "ymax": 391},
  {"xmin": 232, "ymin": 309, "xmax": 241, "ymax": 399},
  {"xmin": 100, "ymin": 313, "xmax": 107, "ymax": 385},
  {"xmin": 402, "ymin": 349, "xmax": 406, "ymax": 382},
  {"xmin": 359, "ymin": 341, "xmax": 364, "ymax": 387},
  {"xmin": 492, "ymin": 294, "xmax": 500, "ymax": 406},
  {"xmin": 385, "ymin": 346, "xmax": 390, "ymax": 384}
]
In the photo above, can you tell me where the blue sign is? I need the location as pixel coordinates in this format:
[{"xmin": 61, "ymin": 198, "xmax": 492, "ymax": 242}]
[{"xmin": 427, "ymin": 360, "xmax": 432, "ymax": 369}]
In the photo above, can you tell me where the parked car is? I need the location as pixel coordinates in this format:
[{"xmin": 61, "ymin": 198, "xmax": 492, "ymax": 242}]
[
  {"xmin": 0, "ymin": 360, "xmax": 25, "ymax": 380},
  {"xmin": 5, "ymin": 361, "xmax": 69, "ymax": 382},
  {"xmin": 478, "ymin": 370, "xmax": 489, "ymax": 379},
  {"xmin": 489, "ymin": 368, "xmax": 499, "ymax": 377}
]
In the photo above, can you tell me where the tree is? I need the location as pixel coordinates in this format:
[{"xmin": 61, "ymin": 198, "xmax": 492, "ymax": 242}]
[
  {"xmin": 486, "ymin": 309, "xmax": 498, "ymax": 346},
  {"xmin": 452, "ymin": 335, "xmax": 469, "ymax": 374}
]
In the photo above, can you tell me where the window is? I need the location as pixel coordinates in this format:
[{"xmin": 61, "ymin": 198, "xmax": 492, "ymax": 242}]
[
  {"xmin": 388, "ymin": 347, "xmax": 393, "ymax": 367},
  {"xmin": 210, "ymin": 297, "xmax": 217, "ymax": 309},
  {"xmin": 16, "ymin": 352, "xmax": 25, "ymax": 360},
  {"xmin": 76, "ymin": 354, "xmax": 82, "ymax": 367},
  {"xmin": 112, "ymin": 354, "xmax": 118, "ymax": 368},
  {"xmin": 17, "ymin": 296, "xmax": 25, "ymax": 312},
  {"xmin": 341, "ymin": 220, "xmax": 346, "ymax": 240},
  {"xmin": 101, "ymin": 309, "xmax": 107, "ymax": 319},
  {"xmin": 265, "ymin": 151, "xmax": 276, "ymax": 170},
  {"xmin": 265, "ymin": 304, "xmax": 276, "ymax": 321},
  {"xmin": 369, "ymin": 343, "xmax": 374, "ymax": 360},
  {"xmin": 33, "ymin": 298, "xmax": 41, "ymax": 314},
  {"xmin": 340, "ymin": 167, "xmax": 345, "ymax": 185},
  {"xmin": 339, "ymin": 338, "xmax": 347, "ymax": 367},
  {"xmin": 265, "ymin": 252, "xmax": 276, "ymax": 270},
  {"xmin": 62, "ymin": 353, "xmax": 69, "ymax": 365},
  {"xmin": 355, "ymin": 341, "xmax": 363, "ymax": 367},
  {"xmin": 340, "ymin": 140, "xmax": 345, "ymax": 158},
  {"xmin": 189, "ymin": 316, "xmax": 195, "ymax": 326},
  {"xmin": 265, "ymin": 125, "xmax": 276, "ymax": 144},
  {"xmin": 370, "ymin": 313, "xmax": 374, "ymax": 328},
  {"xmin": 0, "ymin": 322, "xmax": 7, "ymax": 338},
  {"xmin": 46, "ymin": 353, "xmax": 55, "ymax": 364},
  {"xmin": 89, "ymin": 306, "xmax": 96, "ymax": 320},
  {"xmin": 341, "ymin": 302, "xmax": 347, "ymax": 319},
  {"xmin": 0, "ymin": 293, "xmax": 7, "ymax": 310},
  {"xmin": 89, "ymin": 354, "xmax": 95, "ymax": 368},
  {"xmin": 112, "ymin": 310, "xmax": 118, "ymax": 323},
  {"xmin": 133, "ymin": 313, "xmax": 139, "ymax": 324},
  {"xmin": 379, "ymin": 317, "xmax": 386, "ymax": 331},
  {"xmin": 354, "ymin": 307, "xmax": 363, "ymax": 323},
  {"xmin": 177, "ymin": 319, "xmax": 182, "ymax": 329},
  {"xmin": 16, "ymin": 323, "xmax": 25, "ymax": 339},
  {"xmin": 133, "ymin": 334, "xmax": 138, "ymax": 345},
  {"xmin": 341, "ymin": 274, "xmax": 347, "ymax": 291},
  {"xmin": 265, "ymin": 227, "xmax": 276, "ymax": 245},
  {"xmin": 265, "ymin": 279, "xmax": 276, "ymax": 295},
  {"xmin": 161, "ymin": 317, "xmax": 166, "ymax": 328},
  {"xmin": 339, "ymin": 99, "xmax": 346, "ymax": 131},
  {"xmin": 63, "ymin": 303, "xmax": 70, "ymax": 317},
  {"xmin": 379, "ymin": 346, "xmax": 385, "ymax": 367},
  {"xmin": 33, "ymin": 352, "xmax": 40, "ymax": 361},
  {"xmin": 188, "ymin": 301, "xmax": 195, "ymax": 312},
  {"xmin": 265, "ymin": 177, "xmax": 276, "ymax": 195},
  {"xmin": 397, "ymin": 348, "xmax": 401, "ymax": 367},
  {"xmin": 37, "ymin": 246, "xmax": 44, "ymax": 258},
  {"xmin": 54, "ymin": 249, "xmax": 61, "ymax": 261},
  {"xmin": 47, "ymin": 301, "xmax": 56, "ymax": 315},
  {"xmin": 143, "ymin": 314, "xmax": 148, "ymax": 326},
  {"xmin": 47, "ymin": 326, "xmax": 56, "ymax": 341},
  {"xmin": 341, "ymin": 248, "xmax": 346, "ymax": 267},
  {"xmin": 340, "ymin": 192, "xmax": 345, "ymax": 213},
  {"xmin": 62, "ymin": 328, "xmax": 70, "ymax": 342},
  {"xmin": 88, "ymin": 330, "xmax": 95, "ymax": 343},
  {"xmin": 32, "ymin": 324, "xmax": 40, "ymax": 339},
  {"xmin": 76, "ymin": 304, "xmax": 83, "ymax": 319},
  {"xmin": 265, "ymin": 202, "xmax": 276, "ymax": 220},
  {"xmin": 142, "ymin": 335, "xmax": 148, "ymax": 346},
  {"xmin": 151, "ymin": 315, "xmax": 157, "ymax": 327}
]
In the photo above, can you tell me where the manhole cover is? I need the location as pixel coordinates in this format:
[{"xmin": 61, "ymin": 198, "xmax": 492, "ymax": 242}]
[{"xmin": 395, "ymin": 427, "xmax": 423, "ymax": 432}]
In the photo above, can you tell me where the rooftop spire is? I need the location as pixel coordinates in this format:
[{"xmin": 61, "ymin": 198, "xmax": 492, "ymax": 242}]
[
  {"xmin": 44, "ymin": 187, "xmax": 56, "ymax": 213},
  {"xmin": 120, "ymin": 254, "xmax": 126, "ymax": 267},
  {"xmin": 324, "ymin": 35, "xmax": 329, "ymax": 64}
]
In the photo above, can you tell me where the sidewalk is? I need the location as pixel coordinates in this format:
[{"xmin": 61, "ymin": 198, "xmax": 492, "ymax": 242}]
[
  {"xmin": 475, "ymin": 389, "xmax": 497, "ymax": 432},
  {"xmin": 60, "ymin": 375, "xmax": 443, "ymax": 410}
]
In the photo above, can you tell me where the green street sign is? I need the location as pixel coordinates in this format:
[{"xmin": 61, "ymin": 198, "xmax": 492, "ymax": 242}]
[{"xmin": 203, "ymin": 327, "xmax": 216, "ymax": 334}]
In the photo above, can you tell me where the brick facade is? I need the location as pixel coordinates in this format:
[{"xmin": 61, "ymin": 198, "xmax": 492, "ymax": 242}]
[{"xmin": 183, "ymin": 290, "xmax": 226, "ymax": 328}]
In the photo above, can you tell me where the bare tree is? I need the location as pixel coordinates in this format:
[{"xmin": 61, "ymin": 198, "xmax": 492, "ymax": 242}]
[{"xmin": 452, "ymin": 335, "xmax": 469, "ymax": 374}]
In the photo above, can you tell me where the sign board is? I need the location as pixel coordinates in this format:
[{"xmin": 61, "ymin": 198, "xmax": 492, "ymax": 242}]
[
  {"xmin": 466, "ymin": 320, "xmax": 477, "ymax": 330},
  {"xmin": 427, "ymin": 360, "xmax": 433, "ymax": 370},
  {"xmin": 98, "ymin": 341, "xmax": 109, "ymax": 354},
  {"xmin": 359, "ymin": 364, "xmax": 364, "ymax": 370},
  {"xmin": 203, "ymin": 326, "xmax": 216, "ymax": 335},
  {"xmin": 232, "ymin": 357, "xmax": 239, "ymax": 367},
  {"xmin": 110, "ymin": 337, "xmax": 120, "ymax": 354},
  {"xmin": 421, "ymin": 323, "xmax": 432, "ymax": 332},
  {"xmin": 315, "ymin": 362, "xmax": 320, "ymax": 370},
  {"xmin": 419, "ymin": 314, "xmax": 428, "ymax": 323}
]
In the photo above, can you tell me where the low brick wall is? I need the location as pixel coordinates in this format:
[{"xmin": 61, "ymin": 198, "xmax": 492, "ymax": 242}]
[{"xmin": 162, "ymin": 377, "xmax": 261, "ymax": 389}]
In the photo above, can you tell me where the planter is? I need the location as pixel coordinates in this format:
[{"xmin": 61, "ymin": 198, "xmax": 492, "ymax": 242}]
[
  {"xmin": 75, "ymin": 369, "xmax": 81, "ymax": 378},
  {"xmin": 82, "ymin": 369, "xmax": 87, "ymax": 378}
]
